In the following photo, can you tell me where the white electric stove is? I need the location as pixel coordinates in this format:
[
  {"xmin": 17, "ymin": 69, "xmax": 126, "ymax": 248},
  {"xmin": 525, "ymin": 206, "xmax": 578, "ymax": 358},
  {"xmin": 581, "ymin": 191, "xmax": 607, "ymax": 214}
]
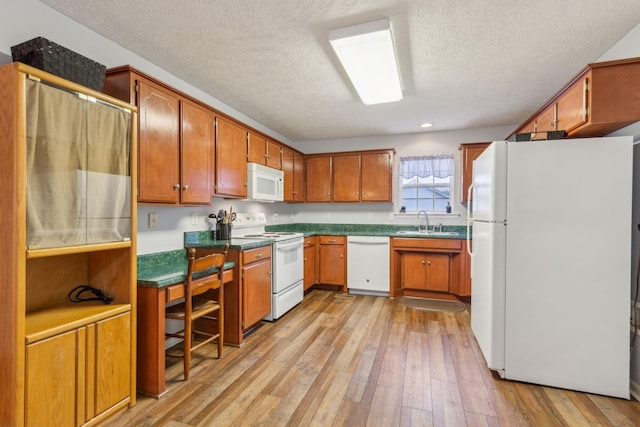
[{"xmin": 232, "ymin": 214, "xmax": 304, "ymax": 320}]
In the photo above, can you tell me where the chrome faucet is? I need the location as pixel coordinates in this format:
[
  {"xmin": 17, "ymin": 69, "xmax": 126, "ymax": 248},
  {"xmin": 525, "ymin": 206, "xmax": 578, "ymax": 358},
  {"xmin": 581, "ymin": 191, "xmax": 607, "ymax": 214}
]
[{"xmin": 417, "ymin": 210, "xmax": 430, "ymax": 232}]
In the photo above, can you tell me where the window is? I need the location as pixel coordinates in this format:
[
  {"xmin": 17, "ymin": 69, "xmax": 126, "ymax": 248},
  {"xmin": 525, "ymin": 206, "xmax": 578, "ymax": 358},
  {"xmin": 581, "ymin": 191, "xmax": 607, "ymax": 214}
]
[{"xmin": 399, "ymin": 154, "xmax": 454, "ymax": 213}]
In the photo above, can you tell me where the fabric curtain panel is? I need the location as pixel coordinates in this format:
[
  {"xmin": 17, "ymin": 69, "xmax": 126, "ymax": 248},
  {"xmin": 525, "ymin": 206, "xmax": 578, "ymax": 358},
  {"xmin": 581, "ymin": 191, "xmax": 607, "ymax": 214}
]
[
  {"xmin": 398, "ymin": 155, "xmax": 454, "ymax": 179},
  {"xmin": 25, "ymin": 79, "xmax": 131, "ymax": 249}
]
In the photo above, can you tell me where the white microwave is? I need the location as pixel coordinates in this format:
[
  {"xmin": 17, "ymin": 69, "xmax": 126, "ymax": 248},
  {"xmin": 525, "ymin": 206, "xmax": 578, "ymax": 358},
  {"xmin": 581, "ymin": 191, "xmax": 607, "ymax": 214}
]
[{"xmin": 247, "ymin": 162, "xmax": 284, "ymax": 201}]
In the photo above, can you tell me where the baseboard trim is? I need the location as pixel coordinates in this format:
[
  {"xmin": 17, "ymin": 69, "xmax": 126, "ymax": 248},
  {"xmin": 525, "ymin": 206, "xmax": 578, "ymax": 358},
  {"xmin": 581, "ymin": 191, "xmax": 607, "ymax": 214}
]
[{"xmin": 631, "ymin": 378, "xmax": 640, "ymax": 401}]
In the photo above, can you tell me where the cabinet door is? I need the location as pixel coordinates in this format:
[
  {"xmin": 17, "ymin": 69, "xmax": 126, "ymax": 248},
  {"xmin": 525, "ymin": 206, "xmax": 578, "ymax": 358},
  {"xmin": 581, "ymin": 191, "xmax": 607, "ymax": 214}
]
[
  {"xmin": 556, "ymin": 76, "xmax": 588, "ymax": 134},
  {"xmin": 306, "ymin": 156, "xmax": 332, "ymax": 202},
  {"xmin": 460, "ymin": 143, "xmax": 490, "ymax": 203},
  {"xmin": 402, "ymin": 252, "xmax": 450, "ymax": 292},
  {"xmin": 319, "ymin": 244, "xmax": 346, "ymax": 285},
  {"xmin": 361, "ymin": 152, "xmax": 392, "ymax": 202},
  {"xmin": 95, "ymin": 313, "xmax": 131, "ymax": 415},
  {"xmin": 424, "ymin": 254, "xmax": 450, "ymax": 292},
  {"xmin": 181, "ymin": 100, "xmax": 214, "ymax": 204},
  {"xmin": 216, "ymin": 116, "xmax": 248, "ymax": 198},
  {"xmin": 243, "ymin": 259, "xmax": 272, "ymax": 328},
  {"xmin": 137, "ymin": 80, "xmax": 180, "ymax": 203},
  {"xmin": 535, "ymin": 103, "xmax": 557, "ymax": 132},
  {"xmin": 266, "ymin": 140, "xmax": 282, "ymax": 170},
  {"xmin": 282, "ymin": 147, "xmax": 294, "ymax": 202},
  {"xmin": 332, "ymin": 155, "xmax": 360, "ymax": 202},
  {"xmin": 293, "ymin": 152, "xmax": 305, "ymax": 202},
  {"xmin": 303, "ymin": 238, "xmax": 317, "ymax": 290},
  {"xmin": 247, "ymin": 131, "xmax": 267, "ymax": 165},
  {"xmin": 402, "ymin": 252, "xmax": 428, "ymax": 290},
  {"xmin": 26, "ymin": 330, "xmax": 77, "ymax": 427}
]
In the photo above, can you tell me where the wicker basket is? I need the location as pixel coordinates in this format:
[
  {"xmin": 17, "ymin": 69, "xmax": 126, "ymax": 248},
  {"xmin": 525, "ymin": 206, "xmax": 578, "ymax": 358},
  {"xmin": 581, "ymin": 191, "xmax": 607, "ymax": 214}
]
[{"xmin": 11, "ymin": 37, "xmax": 106, "ymax": 92}]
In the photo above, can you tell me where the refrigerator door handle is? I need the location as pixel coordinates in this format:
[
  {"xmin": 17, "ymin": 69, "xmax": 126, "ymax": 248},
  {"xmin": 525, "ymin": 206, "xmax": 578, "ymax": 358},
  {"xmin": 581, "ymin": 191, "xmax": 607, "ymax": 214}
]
[{"xmin": 466, "ymin": 183, "xmax": 474, "ymax": 256}]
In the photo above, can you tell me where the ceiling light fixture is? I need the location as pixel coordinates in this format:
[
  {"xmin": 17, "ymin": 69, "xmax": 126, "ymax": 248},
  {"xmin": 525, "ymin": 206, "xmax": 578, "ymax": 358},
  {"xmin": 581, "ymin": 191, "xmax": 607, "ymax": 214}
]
[
  {"xmin": 420, "ymin": 122, "xmax": 433, "ymax": 128},
  {"xmin": 329, "ymin": 19, "xmax": 402, "ymax": 105}
]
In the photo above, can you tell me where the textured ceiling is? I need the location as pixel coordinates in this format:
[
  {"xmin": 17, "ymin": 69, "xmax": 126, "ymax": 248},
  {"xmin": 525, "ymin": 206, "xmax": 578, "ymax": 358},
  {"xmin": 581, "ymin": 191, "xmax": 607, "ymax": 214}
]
[{"xmin": 40, "ymin": 0, "xmax": 640, "ymax": 143}]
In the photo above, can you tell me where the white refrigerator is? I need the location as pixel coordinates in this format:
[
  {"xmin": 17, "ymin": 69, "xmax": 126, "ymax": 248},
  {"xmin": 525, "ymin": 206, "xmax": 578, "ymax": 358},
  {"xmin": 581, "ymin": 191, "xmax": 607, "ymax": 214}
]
[{"xmin": 467, "ymin": 137, "xmax": 632, "ymax": 399}]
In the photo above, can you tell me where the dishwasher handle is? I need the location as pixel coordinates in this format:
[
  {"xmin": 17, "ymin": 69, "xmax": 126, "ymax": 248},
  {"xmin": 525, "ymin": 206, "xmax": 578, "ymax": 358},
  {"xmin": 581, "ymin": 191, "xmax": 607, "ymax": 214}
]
[{"xmin": 347, "ymin": 237, "xmax": 389, "ymax": 245}]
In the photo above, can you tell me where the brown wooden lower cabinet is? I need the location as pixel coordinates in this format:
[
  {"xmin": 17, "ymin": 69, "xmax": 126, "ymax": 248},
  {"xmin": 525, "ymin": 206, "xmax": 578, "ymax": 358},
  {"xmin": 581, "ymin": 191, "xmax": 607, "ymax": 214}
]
[
  {"xmin": 26, "ymin": 311, "xmax": 131, "ymax": 426},
  {"xmin": 318, "ymin": 235, "xmax": 347, "ymax": 292},
  {"xmin": 391, "ymin": 238, "xmax": 470, "ymax": 299},
  {"xmin": 242, "ymin": 246, "xmax": 272, "ymax": 329},
  {"xmin": 303, "ymin": 237, "xmax": 318, "ymax": 290}
]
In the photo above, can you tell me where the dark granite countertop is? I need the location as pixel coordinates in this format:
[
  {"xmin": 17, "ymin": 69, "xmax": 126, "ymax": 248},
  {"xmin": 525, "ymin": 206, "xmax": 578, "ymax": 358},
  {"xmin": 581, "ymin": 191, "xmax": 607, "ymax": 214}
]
[
  {"xmin": 265, "ymin": 223, "xmax": 469, "ymax": 239},
  {"xmin": 137, "ymin": 248, "xmax": 236, "ymax": 288},
  {"xmin": 138, "ymin": 224, "xmax": 469, "ymax": 289}
]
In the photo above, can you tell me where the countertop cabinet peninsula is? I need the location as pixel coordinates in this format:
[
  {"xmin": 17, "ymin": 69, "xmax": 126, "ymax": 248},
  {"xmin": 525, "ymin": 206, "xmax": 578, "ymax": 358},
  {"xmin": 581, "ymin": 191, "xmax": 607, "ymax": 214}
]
[{"xmin": 0, "ymin": 62, "xmax": 138, "ymax": 427}]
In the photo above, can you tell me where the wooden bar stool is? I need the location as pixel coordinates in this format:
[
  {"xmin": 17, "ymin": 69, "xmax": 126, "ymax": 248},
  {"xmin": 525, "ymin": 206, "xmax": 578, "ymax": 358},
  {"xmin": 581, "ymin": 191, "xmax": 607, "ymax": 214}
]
[{"xmin": 165, "ymin": 244, "xmax": 229, "ymax": 380}]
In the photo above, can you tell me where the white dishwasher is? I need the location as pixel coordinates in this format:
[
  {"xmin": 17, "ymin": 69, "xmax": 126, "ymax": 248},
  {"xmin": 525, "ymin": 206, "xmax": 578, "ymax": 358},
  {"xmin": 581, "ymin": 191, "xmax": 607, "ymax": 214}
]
[{"xmin": 347, "ymin": 236, "xmax": 390, "ymax": 296}]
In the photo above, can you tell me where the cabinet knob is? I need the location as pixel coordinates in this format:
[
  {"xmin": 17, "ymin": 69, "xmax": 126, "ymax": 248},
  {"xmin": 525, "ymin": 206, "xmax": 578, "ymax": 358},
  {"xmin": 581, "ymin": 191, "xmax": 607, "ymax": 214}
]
[
  {"xmin": 422, "ymin": 260, "xmax": 426, "ymax": 265},
  {"xmin": 340, "ymin": 255, "xmax": 344, "ymax": 259},
  {"xmin": 173, "ymin": 184, "xmax": 180, "ymax": 189},
  {"xmin": 255, "ymin": 253, "xmax": 263, "ymax": 258},
  {"xmin": 183, "ymin": 184, "xmax": 189, "ymax": 191},
  {"xmin": 427, "ymin": 261, "xmax": 431, "ymax": 265}
]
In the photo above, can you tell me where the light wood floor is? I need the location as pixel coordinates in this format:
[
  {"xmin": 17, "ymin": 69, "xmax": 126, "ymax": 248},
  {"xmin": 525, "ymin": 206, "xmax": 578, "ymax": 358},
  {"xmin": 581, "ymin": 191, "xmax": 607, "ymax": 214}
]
[{"xmin": 109, "ymin": 290, "xmax": 640, "ymax": 426}]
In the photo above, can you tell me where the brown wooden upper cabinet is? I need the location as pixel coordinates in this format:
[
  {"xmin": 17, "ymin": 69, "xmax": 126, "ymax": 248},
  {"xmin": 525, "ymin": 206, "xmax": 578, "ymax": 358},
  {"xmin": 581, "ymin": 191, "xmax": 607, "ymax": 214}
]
[
  {"xmin": 248, "ymin": 131, "xmax": 282, "ymax": 170},
  {"xmin": 282, "ymin": 147, "xmax": 305, "ymax": 202},
  {"xmin": 306, "ymin": 150, "xmax": 394, "ymax": 203},
  {"xmin": 360, "ymin": 151, "xmax": 393, "ymax": 202},
  {"xmin": 181, "ymin": 99, "xmax": 215, "ymax": 204},
  {"xmin": 306, "ymin": 156, "xmax": 333, "ymax": 202},
  {"xmin": 459, "ymin": 142, "xmax": 490, "ymax": 204},
  {"xmin": 215, "ymin": 116, "xmax": 248, "ymax": 198},
  {"xmin": 508, "ymin": 57, "xmax": 640, "ymax": 139},
  {"xmin": 104, "ymin": 66, "xmax": 212, "ymax": 205}
]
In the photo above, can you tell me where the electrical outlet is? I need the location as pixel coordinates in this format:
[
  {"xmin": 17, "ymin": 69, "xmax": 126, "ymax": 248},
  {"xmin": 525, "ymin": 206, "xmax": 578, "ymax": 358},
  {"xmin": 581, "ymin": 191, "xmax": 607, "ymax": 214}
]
[
  {"xmin": 191, "ymin": 213, "xmax": 198, "ymax": 225},
  {"xmin": 367, "ymin": 212, "xmax": 373, "ymax": 220},
  {"xmin": 326, "ymin": 212, "xmax": 331, "ymax": 219},
  {"xmin": 148, "ymin": 212, "xmax": 157, "ymax": 228}
]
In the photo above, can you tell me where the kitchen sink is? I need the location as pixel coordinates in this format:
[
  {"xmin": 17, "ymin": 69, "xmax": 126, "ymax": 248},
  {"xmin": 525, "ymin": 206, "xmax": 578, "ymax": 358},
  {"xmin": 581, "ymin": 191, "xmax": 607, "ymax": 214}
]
[{"xmin": 395, "ymin": 230, "xmax": 458, "ymax": 236}]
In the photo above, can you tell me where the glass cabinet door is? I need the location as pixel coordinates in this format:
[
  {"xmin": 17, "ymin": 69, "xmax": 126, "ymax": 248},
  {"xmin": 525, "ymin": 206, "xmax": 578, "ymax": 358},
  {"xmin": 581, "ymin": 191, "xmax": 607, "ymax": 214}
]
[{"xmin": 25, "ymin": 78, "xmax": 132, "ymax": 249}]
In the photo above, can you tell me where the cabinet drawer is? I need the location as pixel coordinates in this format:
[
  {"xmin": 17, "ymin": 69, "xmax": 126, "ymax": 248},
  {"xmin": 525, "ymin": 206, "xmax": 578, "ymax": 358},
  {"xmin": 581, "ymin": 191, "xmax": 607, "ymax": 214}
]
[
  {"xmin": 243, "ymin": 245, "xmax": 272, "ymax": 265},
  {"xmin": 392, "ymin": 238, "xmax": 462, "ymax": 251},
  {"xmin": 319, "ymin": 235, "xmax": 346, "ymax": 245}
]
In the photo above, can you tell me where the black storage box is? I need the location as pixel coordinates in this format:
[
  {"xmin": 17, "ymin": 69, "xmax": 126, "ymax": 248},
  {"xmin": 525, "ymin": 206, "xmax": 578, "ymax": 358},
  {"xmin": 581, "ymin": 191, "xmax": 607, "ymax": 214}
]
[
  {"xmin": 508, "ymin": 130, "xmax": 566, "ymax": 142},
  {"xmin": 11, "ymin": 37, "xmax": 106, "ymax": 91}
]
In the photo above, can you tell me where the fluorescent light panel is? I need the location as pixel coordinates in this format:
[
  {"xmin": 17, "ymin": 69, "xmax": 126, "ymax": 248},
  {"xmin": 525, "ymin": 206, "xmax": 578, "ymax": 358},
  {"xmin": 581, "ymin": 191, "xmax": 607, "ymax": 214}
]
[{"xmin": 329, "ymin": 19, "xmax": 402, "ymax": 105}]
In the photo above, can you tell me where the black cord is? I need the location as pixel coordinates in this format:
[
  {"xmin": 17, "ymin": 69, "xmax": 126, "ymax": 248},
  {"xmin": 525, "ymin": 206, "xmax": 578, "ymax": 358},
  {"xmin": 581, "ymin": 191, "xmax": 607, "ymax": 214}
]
[{"xmin": 68, "ymin": 285, "xmax": 113, "ymax": 305}]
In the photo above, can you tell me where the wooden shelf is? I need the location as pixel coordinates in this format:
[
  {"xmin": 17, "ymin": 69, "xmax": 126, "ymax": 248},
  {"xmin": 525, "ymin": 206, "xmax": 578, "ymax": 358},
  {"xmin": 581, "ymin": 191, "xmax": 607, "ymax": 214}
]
[
  {"xmin": 25, "ymin": 303, "xmax": 131, "ymax": 344},
  {"xmin": 26, "ymin": 240, "xmax": 132, "ymax": 259}
]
